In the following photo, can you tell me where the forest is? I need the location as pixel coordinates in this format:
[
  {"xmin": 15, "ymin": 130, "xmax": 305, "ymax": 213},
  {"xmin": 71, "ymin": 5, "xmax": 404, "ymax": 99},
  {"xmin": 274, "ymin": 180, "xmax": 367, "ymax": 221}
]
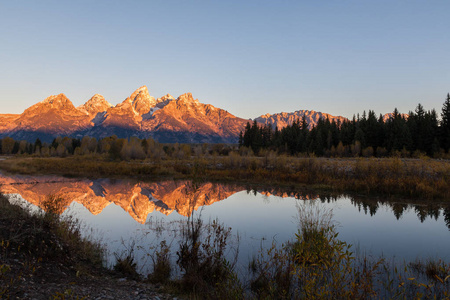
[{"xmin": 240, "ymin": 94, "xmax": 450, "ymax": 157}]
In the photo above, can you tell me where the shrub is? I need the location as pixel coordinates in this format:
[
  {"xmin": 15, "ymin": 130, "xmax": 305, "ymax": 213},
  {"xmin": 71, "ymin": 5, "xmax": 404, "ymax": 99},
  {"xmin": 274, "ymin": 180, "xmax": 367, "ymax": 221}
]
[
  {"xmin": 148, "ymin": 240, "xmax": 171, "ymax": 284},
  {"xmin": 249, "ymin": 202, "xmax": 382, "ymax": 299},
  {"xmin": 113, "ymin": 248, "xmax": 139, "ymax": 280},
  {"xmin": 172, "ymin": 193, "xmax": 242, "ymax": 299},
  {"xmin": 362, "ymin": 146, "xmax": 374, "ymax": 157}
]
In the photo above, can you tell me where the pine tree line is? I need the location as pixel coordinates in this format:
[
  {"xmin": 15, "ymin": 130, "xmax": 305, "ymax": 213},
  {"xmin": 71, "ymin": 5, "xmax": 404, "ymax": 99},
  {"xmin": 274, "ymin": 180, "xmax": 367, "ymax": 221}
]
[{"xmin": 240, "ymin": 94, "xmax": 450, "ymax": 157}]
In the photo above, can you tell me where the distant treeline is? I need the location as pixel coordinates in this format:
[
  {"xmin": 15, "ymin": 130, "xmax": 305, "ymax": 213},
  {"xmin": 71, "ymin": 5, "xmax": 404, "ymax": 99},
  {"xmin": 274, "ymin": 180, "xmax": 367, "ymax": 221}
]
[
  {"xmin": 240, "ymin": 95, "xmax": 450, "ymax": 157},
  {"xmin": 0, "ymin": 134, "xmax": 234, "ymax": 160}
]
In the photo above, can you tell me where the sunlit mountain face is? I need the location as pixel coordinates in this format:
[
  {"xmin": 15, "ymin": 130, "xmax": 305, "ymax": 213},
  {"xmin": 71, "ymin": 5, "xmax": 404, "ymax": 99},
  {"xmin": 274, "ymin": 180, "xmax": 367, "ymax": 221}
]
[
  {"xmin": 0, "ymin": 86, "xmax": 249, "ymax": 143},
  {"xmin": 255, "ymin": 110, "xmax": 348, "ymax": 130},
  {"xmin": 0, "ymin": 86, "xmax": 348, "ymax": 143}
]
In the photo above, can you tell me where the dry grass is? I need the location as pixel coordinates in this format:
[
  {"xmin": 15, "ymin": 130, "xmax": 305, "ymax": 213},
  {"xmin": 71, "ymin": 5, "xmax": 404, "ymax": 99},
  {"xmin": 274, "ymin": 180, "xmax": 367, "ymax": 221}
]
[
  {"xmin": 0, "ymin": 194, "xmax": 106, "ymax": 298},
  {"xmin": 246, "ymin": 201, "xmax": 450, "ymax": 299},
  {"xmin": 0, "ymin": 155, "xmax": 449, "ymax": 199}
]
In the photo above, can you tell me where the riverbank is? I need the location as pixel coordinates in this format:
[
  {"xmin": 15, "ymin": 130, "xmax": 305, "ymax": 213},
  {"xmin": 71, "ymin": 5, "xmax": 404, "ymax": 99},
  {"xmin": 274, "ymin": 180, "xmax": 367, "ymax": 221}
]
[
  {"xmin": 0, "ymin": 194, "xmax": 178, "ymax": 299},
  {"xmin": 0, "ymin": 155, "xmax": 449, "ymax": 200}
]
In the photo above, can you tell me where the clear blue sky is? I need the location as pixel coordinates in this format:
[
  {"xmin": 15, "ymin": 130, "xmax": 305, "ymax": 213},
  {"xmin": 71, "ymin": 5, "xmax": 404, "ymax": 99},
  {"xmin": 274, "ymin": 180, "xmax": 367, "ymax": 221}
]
[{"xmin": 1, "ymin": 1, "xmax": 449, "ymax": 119}]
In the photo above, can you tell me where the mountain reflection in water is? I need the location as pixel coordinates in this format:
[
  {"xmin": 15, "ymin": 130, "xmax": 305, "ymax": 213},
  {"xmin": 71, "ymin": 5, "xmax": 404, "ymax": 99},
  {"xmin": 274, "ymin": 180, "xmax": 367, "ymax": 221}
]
[{"xmin": 0, "ymin": 173, "xmax": 449, "ymax": 231}]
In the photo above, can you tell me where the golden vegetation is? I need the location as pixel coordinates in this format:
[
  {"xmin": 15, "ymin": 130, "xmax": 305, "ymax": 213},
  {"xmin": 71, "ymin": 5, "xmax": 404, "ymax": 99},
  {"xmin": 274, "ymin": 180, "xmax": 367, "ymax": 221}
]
[{"xmin": 1, "ymin": 153, "xmax": 449, "ymax": 199}]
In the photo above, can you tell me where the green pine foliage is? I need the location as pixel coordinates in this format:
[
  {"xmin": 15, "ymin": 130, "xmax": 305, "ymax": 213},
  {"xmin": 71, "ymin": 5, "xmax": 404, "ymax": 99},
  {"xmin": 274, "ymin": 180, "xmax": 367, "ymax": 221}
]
[
  {"xmin": 241, "ymin": 96, "xmax": 450, "ymax": 157},
  {"xmin": 441, "ymin": 93, "xmax": 450, "ymax": 152}
]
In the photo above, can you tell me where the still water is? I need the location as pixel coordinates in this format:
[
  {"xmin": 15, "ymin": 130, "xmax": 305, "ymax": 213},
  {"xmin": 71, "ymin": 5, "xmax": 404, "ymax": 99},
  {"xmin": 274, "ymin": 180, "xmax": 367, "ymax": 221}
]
[{"xmin": 1, "ymin": 173, "xmax": 449, "ymax": 274}]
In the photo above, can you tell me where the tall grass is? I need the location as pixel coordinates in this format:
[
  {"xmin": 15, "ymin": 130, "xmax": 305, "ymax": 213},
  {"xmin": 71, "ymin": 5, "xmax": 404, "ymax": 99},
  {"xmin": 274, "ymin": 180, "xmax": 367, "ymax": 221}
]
[
  {"xmin": 175, "ymin": 216, "xmax": 242, "ymax": 297},
  {"xmin": 1, "ymin": 155, "xmax": 448, "ymax": 199},
  {"xmin": 0, "ymin": 194, "xmax": 105, "ymax": 298},
  {"xmin": 108, "ymin": 198, "xmax": 449, "ymax": 299},
  {"xmin": 247, "ymin": 201, "xmax": 450, "ymax": 299}
]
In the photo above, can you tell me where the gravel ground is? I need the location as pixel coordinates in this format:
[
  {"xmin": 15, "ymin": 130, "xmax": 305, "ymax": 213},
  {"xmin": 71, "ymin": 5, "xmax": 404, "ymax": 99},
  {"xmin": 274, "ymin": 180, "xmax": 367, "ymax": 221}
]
[{"xmin": 1, "ymin": 256, "xmax": 181, "ymax": 299}]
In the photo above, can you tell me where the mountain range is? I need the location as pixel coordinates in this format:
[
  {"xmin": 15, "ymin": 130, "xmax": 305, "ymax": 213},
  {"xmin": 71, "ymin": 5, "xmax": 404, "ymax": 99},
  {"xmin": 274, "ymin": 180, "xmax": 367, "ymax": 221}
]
[{"xmin": 0, "ymin": 86, "xmax": 348, "ymax": 143}]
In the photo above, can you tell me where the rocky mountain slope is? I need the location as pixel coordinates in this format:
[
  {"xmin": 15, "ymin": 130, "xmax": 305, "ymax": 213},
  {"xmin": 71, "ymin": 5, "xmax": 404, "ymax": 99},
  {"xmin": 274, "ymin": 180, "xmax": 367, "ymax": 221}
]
[
  {"xmin": 255, "ymin": 110, "xmax": 348, "ymax": 129},
  {"xmin": 0, "ymin": 85, "xmax": 366, "ymax": 143},
  {"xmin": 0, "ymin": 86, "xmax": 250, "ymax": 143}
]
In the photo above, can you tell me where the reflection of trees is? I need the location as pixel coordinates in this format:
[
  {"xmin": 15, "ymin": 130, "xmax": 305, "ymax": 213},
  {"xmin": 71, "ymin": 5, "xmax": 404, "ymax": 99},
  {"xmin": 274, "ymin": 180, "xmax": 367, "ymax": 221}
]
[
  {"xmin": 415, "ymin": 206, "xmax": 428, "ymax": 223},
  {"xmin": 351, "ymin": 199, "xmax": 378, "ymax": 216},
  {"xmin": 346, "ymin": 195, "xmax": 448, "ymax": 228},
  {"xmin": 392, "ymin": 203, "xmax": 408, "ymax": 220},
  {"xmin": 414, "ymin": 204, "xmax": 441, "ymax": 223},
  {"xmin": 444, "ymin": 206, "xmax": 450, "ymax": 231},
  {"xmin": 319, "ymin": 195, "xmax": 340, "ymax": 204},
  {"xmin": 259, "ymin": 188, "xmax": 449, "ymax": 230},
  {"xmin": 427, "ymin": 205, "xmax": 441, "ymax": 221}
]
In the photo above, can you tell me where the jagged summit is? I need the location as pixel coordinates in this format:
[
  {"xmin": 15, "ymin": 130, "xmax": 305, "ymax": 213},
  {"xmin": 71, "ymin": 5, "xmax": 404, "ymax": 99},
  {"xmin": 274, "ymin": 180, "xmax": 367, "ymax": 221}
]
[
  {"xmin": 78, "ymin": 94, "xmax": 112, "ymax": 116},
  {"xmin": 158, "ymin": 94, "xmax": 175, "ymax": 102},
  {"xmin": 176, "ymin": 93, "xmax": 203, "ymax": 106},
  {"xmin": 121, "ymin": 85, "xmax": 157, "ymax": 116},
  {"xmin": 129, "ymin": 85, "xmax": 149, "ymax": 99},
  {"xmin": 12, "ymin": 93, "xmax": 91, "ymax": 137},
  {"xmin": 382, "ymin": 112, "xmax": 409, "ymax": 122},
  {"xmin": 177, "ymin": 93, "xmax": 195, "ymax": 102},
  {"xmin": 255, "ymin": 110, "xmax": 348, "ymax": 130},
  {"xmin": 22, "ymin": 93, "xmax": 82, "ymax": 117},
  {"xmin": 36, "ymin": 94, "xmax": 75, "ymax": 110},
  {"xmin": 43, "ymin": 93, "xmax": 66, "ymax": 102}
]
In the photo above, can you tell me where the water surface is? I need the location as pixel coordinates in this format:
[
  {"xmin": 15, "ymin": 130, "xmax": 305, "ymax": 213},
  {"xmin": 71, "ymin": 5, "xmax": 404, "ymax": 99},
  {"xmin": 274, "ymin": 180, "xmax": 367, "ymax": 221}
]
[{"xmin": 1, "ymin": 173, "xmax": 449, "ymax": 274}]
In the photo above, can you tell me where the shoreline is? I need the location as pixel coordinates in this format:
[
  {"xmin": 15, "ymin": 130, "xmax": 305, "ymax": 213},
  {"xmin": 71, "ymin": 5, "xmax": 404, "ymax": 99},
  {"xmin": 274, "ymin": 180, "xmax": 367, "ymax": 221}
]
[{"xmin": 0, "ymin": 155, "xmax": 449, "ymax": 200}]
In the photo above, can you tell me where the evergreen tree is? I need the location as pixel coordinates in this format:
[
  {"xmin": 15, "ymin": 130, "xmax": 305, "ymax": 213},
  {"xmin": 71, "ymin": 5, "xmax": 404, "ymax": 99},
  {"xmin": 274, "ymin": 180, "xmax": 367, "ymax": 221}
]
[
  {"xmin": 313, "ymin": 128, "xmax": 324, "ymax": 155},
  {"xmin": 273, "ymin": 126, "xmax": 281, "ymax": 149},
  {"xmin": 385, "ymin": 108, "xmax": 412, "ymax": 152},
  {"xmin": 412, "ymin": 103, "xmax": 426, "ymax": 152},
  {"xmin": 34, "ymin": 138, "xmax": 42, "ymax": 152},
  {"xmin": 250, "ymin": 120, "xmax": 263, "ymax": 154},
  {"xmin": 423, "ymin": 109, "xmax": 439, "ymax": 155},
  {"xmin": 51, "ymin": 138, "xmax": 59, "ymax": 149},
  {"xmin": 261, "ymin": 124, "xmax": 272, "ymax": 148},
  {"xmin": 238, "ymin": 131, "xmax": 243, "ymax": 147},
  {"xmin": 71, "ymin": 138, "xmax": 81, "ymax": 155},
  {"xmin": 441, "ymin": 93, "xmax": 450, "ymax": 152},
  {"xmin": 339, "ymin": 119, "xmax": 355, "ymax": 146},
  {"xmin": 364, "ymin": 110, "xmax": 383, "ymax": 152},
  {"xmin": 354, "ymin": 128, "xmax": 366, "ymax": 147},
  {"xmin": 243, "ymin": 122, "xmax": 252, "ymax": 148},
  {"xmin": 12, "ymin": 141, "xmax": 19, "ymax": 154}
]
